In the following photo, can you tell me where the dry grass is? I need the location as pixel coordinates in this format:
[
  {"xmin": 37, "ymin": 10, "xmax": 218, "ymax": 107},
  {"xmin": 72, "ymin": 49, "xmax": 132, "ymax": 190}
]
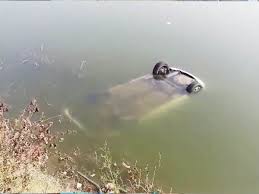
[
  {"xmin": 0, "ymin": 99, "xmax": 64, "ymax": 192},
  {"xmin": 94, "ymin": 142, "xmax": 166, "ymax": 193},
  {"xmin": 0, "ymin": 99, "xmax": 173, "ymax": 193},
  {"xmin": 0, "ymin": 164, "xmax": 64, "ymax": 192}
]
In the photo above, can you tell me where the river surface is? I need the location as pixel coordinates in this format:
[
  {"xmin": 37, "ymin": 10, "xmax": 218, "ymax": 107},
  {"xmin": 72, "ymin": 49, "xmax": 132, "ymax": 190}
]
[{"xmin": 1, "ymin": 2, "xmax": 259, "ymax": 193}]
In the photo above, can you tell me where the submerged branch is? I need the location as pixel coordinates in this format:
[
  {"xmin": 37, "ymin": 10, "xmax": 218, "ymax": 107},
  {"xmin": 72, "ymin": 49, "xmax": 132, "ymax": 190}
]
[{"xmin": 77, "ymin": 171, "xmax": 102, "ymax": 192}]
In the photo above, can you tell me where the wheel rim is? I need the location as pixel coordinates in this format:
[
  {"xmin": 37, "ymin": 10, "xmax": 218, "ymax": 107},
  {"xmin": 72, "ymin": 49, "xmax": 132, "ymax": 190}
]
[
  {"xmin": 194, "ymin": 86, "xmax": 201, "ymax": 92},
  {"xmin": 158, "ymin": 66, "xmax": 168, "ymax": 75}
]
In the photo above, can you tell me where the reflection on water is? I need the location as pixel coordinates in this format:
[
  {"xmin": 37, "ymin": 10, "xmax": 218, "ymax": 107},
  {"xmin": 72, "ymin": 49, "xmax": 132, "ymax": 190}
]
[{"xmin": 1, "ymin": 2, "xmax": 259, "ymax": 193}]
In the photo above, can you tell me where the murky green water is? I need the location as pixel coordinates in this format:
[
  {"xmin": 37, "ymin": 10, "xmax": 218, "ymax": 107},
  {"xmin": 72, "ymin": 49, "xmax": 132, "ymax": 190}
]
[{"xmin": 1, "ymin": 2, "xmax": 259, "ymax": 193}]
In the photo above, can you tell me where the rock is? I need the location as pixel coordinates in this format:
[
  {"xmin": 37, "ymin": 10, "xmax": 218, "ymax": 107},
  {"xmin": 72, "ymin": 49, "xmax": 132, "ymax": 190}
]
[
  {"xmin": 58, "ymin": 157, "xmax": 65, "ymax": 162},
  {"xmin": 106, "ymin": 182, "xmax": 115, "ymax": 191},
  {"xmin": 14, "ymin": 132, "xmax": 20, "ymax": 139},
  {"xmin": 59, "ymin": 137, "xmax": 64, "ymax": 143},
  {"xmin": 76, "ymin": 182, "xmax": 82, "ymax": 189}
]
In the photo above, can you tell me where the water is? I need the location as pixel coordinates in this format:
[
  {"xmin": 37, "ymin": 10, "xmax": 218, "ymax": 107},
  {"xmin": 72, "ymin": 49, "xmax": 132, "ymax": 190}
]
[{"xmin": 1, "ymin": 2, "xmax": 259, "ymax": 193}]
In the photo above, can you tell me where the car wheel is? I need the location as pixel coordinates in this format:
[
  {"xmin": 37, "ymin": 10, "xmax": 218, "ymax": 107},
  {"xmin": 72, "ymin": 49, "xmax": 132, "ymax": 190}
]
[
  {"xmin": 152, "ymin": 62, "xmax": 170, "ymax": 77},
  {"xmin": 186, "ymin": 81, "xmax": 202, "ymax": 93}
]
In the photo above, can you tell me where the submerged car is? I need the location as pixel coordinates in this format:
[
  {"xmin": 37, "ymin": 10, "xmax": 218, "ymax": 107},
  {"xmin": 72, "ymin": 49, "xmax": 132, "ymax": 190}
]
[{"xmin": 103, "ymin": 61, "xmax": 205, "ymax": 121}]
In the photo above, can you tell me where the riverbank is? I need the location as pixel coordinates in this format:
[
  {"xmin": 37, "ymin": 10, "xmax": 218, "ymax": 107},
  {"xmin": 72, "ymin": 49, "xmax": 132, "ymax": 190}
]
[
  {"xmin": 0, "ymin": 99, "xmax": 172, "ymax": 193},
  {"xmin": 0, "ymin": 99, "xmax": 66, "ymax": 192}
]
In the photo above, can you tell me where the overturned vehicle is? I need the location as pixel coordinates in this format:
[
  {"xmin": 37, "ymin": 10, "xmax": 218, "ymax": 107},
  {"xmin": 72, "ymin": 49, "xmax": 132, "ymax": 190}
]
[
  {"xmin": 102, "ymin": 61, "xmax": 205, "ymax": 121},
  {"xmin": 65, "ymin": 61, "xmax": 206, "ymax": 133}
]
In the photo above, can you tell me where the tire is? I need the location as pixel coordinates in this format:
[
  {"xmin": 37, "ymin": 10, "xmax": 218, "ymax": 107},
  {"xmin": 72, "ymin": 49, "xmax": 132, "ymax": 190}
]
[
  {"xmin": 152, "ymin": 62, "xmax": 170, "ymax": 76},
  {"xmin": 186, "ymin": 81, "xmax": 202, "ymax": 94}
]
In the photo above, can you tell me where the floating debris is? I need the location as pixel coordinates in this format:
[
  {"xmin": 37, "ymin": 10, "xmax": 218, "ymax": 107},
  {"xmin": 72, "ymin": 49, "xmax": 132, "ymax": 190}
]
[
  {"xmin": 20, "ymin": 44, "xmax": 54, "ymax": 69},
  {"xmin": 0, "ymin": 58, "xmax": 5, "ymax": 71},
  {"xmin": 77, "ymin": 60, "xmax": 87, "ymax": 79},
  {"xmin": 80, "ymin": 60, "xmax": 87, "ymax": 71}
]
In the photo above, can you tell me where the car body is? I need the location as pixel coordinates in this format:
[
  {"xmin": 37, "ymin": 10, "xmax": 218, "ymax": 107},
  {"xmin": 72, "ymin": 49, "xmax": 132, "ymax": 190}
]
[
  {"xmin": 102, "ymin": 62, "xmax": 205, "ymax": 121},
  {"xmin": 168, "ymin": 66, "xmax": 205, "ymax": 89}
]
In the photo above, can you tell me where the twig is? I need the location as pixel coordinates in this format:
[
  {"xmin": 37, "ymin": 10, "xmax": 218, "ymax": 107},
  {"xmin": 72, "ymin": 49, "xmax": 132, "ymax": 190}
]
[
  {"xmin": 37, "ymin": 114, "xmax": 62, "ymax": 123},
  {"xmin": 77, "ymin": 171, "xmax": 102, "ymax": 192},
  {"xmin": 44, "ymin": 97, "xmax": 53, "ymax": 107},
  {"xmin": 118, "ymin": 187, "xmax": 127, "ymax": 193}
]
